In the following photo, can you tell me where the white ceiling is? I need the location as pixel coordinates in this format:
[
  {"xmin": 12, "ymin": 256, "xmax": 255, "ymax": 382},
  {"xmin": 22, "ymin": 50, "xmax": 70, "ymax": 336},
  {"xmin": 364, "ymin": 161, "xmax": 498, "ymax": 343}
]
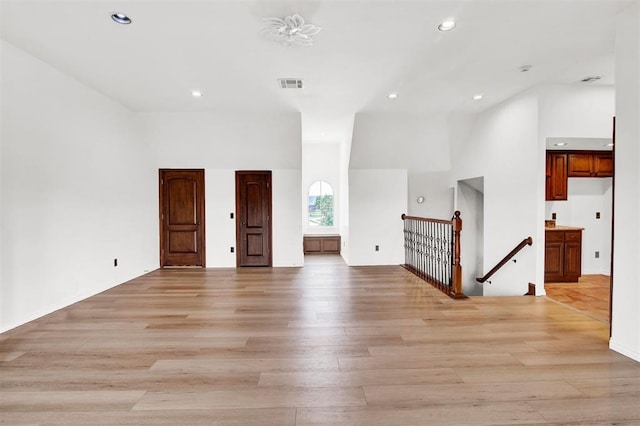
[{"xmin": 0, "ymin": 0, "xmax": 629, "ymax": 144}]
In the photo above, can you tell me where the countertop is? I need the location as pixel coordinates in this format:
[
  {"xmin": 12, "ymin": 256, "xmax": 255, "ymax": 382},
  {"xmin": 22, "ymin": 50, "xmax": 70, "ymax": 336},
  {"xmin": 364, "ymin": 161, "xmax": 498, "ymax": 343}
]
[{"xmin": 545, "ymin": 225, "xmax": 584, "ymax": 231}]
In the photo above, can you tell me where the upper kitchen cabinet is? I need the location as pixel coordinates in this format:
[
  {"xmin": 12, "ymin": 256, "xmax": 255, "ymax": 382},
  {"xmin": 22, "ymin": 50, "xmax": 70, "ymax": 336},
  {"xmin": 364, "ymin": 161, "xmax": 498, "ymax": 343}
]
[
  {"xmin": 546, "ymin": 152, "xmax": 568, "ymax": 201},
  {"xmin": 567, "ymin": 152, "xmax": 613, "ymax": 178}
]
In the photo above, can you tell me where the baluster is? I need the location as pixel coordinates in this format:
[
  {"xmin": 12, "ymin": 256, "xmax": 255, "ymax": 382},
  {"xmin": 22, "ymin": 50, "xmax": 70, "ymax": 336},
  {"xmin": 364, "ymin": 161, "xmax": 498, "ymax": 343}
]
[
  {"xmin": 401, "ymin": 213, "xmax": 465, "ymax": 299},
  {"xmin": 420, "ymin": 220, "xmax": 425, "ymax": 278},
  {"xmin": 440, "ymin": 222, "xmax": 445, "ymax": 288},
  {"xmin": 409, "ymin": 220, "xmax": 415, "ymax": 268},
  {"xmin": 440, "ymin": 223, "xmax": 444, "ymax": 287},
  {"xmin": 427, "ymin": 221, "xmax": 431, "ymax": 281},
  {"xmin": 416, "ymin": 220, "xmax": 419, "ymax": 274},
  {"xmin": 436, "ymin": 223, "xmax": 439, "ymax": 283}
]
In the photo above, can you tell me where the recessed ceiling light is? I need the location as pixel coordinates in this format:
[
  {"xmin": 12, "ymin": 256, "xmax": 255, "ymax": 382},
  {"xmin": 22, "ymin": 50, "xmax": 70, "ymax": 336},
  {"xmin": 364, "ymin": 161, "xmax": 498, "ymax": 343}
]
[
  {"xmin": 388, "ymin": 93, "xmax": 398, "ymax": 100},
  {"xmin": 438, "ymin": 20, "xmax": 456, "ymax": 31},
  {"xmin": 192, "ymin": 90, "xmax": 203, "ymax": 98},
  {"xmin": 472, "ymin": 94, "xmax": 483, "ymax": 101},
  {"xmin": 111, "ymin": 13, "xmax": 131, "ymax": 25},
  {"xmin": 553, "ymin": 142, "xmax": 568, "ymax": 147}
]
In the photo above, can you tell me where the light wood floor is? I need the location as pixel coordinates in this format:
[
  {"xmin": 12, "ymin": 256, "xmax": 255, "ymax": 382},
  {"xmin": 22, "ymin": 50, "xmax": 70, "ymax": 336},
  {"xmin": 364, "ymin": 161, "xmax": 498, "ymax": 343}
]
[
  {"xmin": 545, "ymin": 275, "xmax": 611, "ymax": 323},
  {"xmin": 1, "ymin": 258, "xmax": 639, "ymax": 425}
]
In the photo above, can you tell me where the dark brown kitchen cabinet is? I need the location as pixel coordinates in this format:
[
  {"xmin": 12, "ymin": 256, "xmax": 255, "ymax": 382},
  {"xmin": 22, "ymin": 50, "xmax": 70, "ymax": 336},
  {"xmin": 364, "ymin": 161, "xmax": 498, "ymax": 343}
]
[
  {"xmin": 568, "ymin": 152, "xmax": 613, "ymax": 178},
  {"xmin": 593, "ymin": 153, "xmax": 614, "ymax": 177},
  {"xmin": 546, "ymin": 152, "xmax": 568, "ymax": 201},
  {"xmin": 544, "ymin": 228, "xmax": 582, "ymax": 282}
]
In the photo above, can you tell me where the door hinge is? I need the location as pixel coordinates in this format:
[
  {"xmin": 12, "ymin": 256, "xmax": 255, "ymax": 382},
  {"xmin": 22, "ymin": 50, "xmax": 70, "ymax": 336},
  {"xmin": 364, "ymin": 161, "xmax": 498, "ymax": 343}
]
[
  {"xmin": 267, "ymin": 182, "xmax": 270, "ymax": 188},
  {"xmin": 161, "ymin": 178, "xmax": 164, "ymax": 184}
]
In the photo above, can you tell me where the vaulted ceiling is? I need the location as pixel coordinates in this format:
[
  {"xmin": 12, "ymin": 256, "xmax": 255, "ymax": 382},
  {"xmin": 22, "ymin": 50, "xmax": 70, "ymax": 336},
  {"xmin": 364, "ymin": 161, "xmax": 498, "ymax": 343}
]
[{"xmin": 0, "ymin": 0, "xmax": 628, "ymax": 144}]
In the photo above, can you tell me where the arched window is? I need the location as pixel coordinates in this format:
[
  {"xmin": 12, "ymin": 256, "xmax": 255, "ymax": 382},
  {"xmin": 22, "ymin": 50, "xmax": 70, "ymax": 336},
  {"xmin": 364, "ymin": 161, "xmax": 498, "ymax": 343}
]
[{"xmin": 308, "ymin": 181, "xmax": 334, "ymax": 227}]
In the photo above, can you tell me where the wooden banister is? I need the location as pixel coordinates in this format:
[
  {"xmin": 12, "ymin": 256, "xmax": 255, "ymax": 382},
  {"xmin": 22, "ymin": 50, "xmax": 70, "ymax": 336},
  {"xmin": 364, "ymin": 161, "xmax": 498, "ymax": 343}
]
[
  {"xmin": 401, "ymin": 214, "xmax": 453, "ymax": 225},
  {"xmin": 476, "ymin": 236, "xmax": 533, "ymax": 284},
  {"xmin": 451, "ymin": 211, "xmax": 464, "ymax": 299},
  {"xmin": 401, "ymin": 211, "xmax": 466, "ymax": 299}
]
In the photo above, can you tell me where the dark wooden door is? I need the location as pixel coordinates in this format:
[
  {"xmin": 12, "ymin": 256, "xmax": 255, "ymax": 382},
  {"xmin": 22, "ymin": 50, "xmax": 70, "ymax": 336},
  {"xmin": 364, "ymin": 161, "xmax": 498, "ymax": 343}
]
[
  {"xmin": 236, "ymin": 171, "xmax": 272, "ymax": 267},
  {"xmin": 159, "ymin": 169, "xmax": 205, "ymax": 267}
]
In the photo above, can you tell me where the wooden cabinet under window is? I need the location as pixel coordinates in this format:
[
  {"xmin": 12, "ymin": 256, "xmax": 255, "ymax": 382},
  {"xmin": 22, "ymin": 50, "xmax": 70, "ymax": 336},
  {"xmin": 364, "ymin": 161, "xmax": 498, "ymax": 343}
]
[
  {"xmin": 303, "ymin": 235, "xmax": 341, "ymax": 254},
  {"xmin": 546, "ymin": 152, "xmax": 568, "ymax": 201},
  {"xmin": 544, "ymin": 227, "xmax": 583, "ymax": 282},
  {"xmin": 567, "ymin": 152, "xmax": 613, "ymax": 178}
]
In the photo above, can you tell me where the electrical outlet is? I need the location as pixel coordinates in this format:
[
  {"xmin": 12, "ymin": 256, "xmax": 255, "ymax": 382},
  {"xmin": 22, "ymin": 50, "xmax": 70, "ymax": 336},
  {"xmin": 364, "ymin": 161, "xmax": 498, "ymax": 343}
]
[
  {"xmin": 596, "ymin": 212, "xmax": 601, "ymax": 219},
  {"xmin": 375, "ymin": 245, "xmax": 379, "ymax": 251},
  {"xmin": 230, "ymin": 247, "xmax": 234, "ymax": 253},
  {"xmin": 552, "ymin": 212, "xmax": 557, "ymax": 220},
  {"xmin": 595, "ymin": 251, "xmax": 600, "ymax": 258},
  {"xmin": 114, "ymin": 258, "xmax": 118, "ymax": 267}
]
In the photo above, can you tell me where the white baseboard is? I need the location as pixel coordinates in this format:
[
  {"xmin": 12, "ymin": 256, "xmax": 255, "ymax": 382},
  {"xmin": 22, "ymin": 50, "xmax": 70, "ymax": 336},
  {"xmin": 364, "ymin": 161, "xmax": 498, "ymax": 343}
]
[{"xmin": 609, "ymin": 339, "xmax": 640, "ymax": 362}]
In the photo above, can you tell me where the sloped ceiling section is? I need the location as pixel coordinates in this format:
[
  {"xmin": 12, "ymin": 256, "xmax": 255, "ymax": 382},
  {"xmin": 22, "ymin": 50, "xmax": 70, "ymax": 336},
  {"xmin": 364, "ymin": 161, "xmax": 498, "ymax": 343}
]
[
  {"xmin": 349, "ymin": 113, "xmax": 450, "ymax": 172},
  {"xmin": 0, "ymin": 0, "xmax": 628, "ymax": 147}
]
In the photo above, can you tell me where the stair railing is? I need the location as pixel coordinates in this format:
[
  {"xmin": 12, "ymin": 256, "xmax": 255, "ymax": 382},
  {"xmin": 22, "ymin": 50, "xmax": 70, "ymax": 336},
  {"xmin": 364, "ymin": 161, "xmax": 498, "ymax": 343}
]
[
  {"xmin": 476, "ymin": 237, "xmax": 533, "ymax": 284},
  {"xmin": 401, "ymin": 211, "xmax": 466, "ymax": 299}
]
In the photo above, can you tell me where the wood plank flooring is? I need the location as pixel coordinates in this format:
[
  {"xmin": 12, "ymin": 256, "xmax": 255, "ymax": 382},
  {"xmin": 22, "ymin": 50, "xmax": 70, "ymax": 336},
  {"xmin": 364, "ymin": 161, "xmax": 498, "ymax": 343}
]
[
  {"xmin": 545, "ymin": 274, "xmax": 611, "ymax": 323},
  {"xmin": 1, "ymin": 256, "xmax": 639, "ymax": 425}
]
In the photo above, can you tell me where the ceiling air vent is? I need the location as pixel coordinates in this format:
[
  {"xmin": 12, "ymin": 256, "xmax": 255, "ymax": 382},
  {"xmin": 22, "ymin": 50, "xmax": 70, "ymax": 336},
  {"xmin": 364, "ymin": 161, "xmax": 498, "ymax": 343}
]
[
  {"xmin": 279, "ymin": 78, "xmax": 303, "ymax": 89},
  {"xmin": 580, "ymin": 76, "xmax": 602, "ymax": 83}
]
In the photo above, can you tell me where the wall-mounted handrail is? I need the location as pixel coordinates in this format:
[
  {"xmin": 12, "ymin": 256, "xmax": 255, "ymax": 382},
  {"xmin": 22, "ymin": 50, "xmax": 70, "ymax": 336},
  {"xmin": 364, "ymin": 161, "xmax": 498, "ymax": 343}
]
[{"xmin": 476, "ymin": 237, "xmax": 533, "ymax": 283}]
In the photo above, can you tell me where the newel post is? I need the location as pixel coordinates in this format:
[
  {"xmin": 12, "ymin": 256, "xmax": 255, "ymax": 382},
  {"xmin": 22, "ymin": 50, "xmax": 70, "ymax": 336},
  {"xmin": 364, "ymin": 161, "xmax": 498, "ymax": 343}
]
[{"xmin": 451, "ymin": 211, "xmax": 466, "ymax": 299}]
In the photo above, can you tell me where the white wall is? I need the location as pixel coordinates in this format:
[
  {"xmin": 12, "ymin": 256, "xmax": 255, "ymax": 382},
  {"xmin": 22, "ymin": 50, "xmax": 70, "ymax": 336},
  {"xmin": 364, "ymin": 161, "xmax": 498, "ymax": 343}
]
[
  {"xmin": 348, "ymin": 113, "xmax": 450, "ymax": 266},
  {"xmin": 273, "ymin": 169, "xmax": 303, "ymax": 267},
  {"xmin": 538, "ymin": 84, "xmax": 616, "ymax": 280},
  {"xmin": 302, "ymin": 142, "xmax": 340, "ymax": 235},
  {"xmin": 611, "ymin": 2, "xmax": 640, "ymax": 362},
  {"xmin": 450, "ymin": 91, "xmax": 540, "ymax": 296},
  {"xmin": 546, "ymin": 178, "xmax": 613, "ymax": 275},
  {"xmin": 339, "ymin": 131, "xmax": 353, "ymax": 264},
  {"xmin": 1, "ymin": 40, "xmax": 157, "ymax": 332},
  {"xmin": 537, "ymin": 85, "xmax": 616, "ymax": 293},
  {"xmin": 141, "ymin": 111, "xmax": 303, "ymax": 268},
  {"xmin": 538, "ymin": 84, "xmax": 615, "ymax": 139},
  {"xmin": 408, "ymin": 171, "xmax": 454, "ymax": 219},
  {"xmin": 456, "ymin": 179, "xmax": 484, "ymax": 296},
  {"xmin": 348, "ymin": 169, "xmax": 407, "ymax": 266},
  {"xmin": 350, "ymin": 113, "xmax": 451, "ymax": 172},
  {"xmin": 449, "ymin": 84, "xmax": 617, "ymax": 297}
]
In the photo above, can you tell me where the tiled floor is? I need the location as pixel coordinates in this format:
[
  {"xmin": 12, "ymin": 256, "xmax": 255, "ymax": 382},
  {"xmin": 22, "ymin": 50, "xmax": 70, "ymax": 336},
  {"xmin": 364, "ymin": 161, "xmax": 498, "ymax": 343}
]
[{"xmin": 545, "ymin": 274, "xmax": 611, "ymax": 323}]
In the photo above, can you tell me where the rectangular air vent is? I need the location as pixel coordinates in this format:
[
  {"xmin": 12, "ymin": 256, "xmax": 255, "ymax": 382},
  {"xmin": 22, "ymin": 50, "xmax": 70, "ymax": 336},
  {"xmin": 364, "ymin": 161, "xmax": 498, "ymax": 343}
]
[{"xmin": 279, "ymin": 78, "xmax": 303, "ymax": 89}]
